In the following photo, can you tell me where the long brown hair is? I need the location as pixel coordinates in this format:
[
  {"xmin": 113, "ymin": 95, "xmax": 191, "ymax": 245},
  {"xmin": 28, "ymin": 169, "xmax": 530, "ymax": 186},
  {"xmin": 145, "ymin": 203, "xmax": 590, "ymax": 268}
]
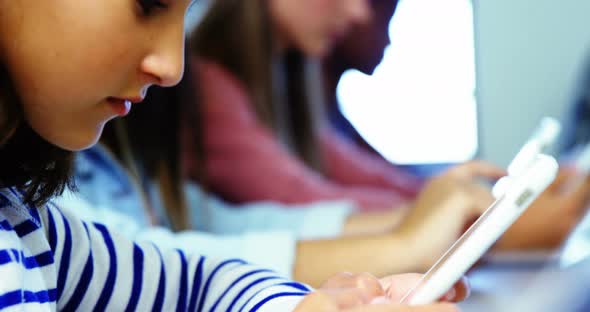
[
  {"xmin": 100, "ymin": 49, "xmax": 200, "ymax": 231},
  {"xmin": 0, "ymin": 61, "xmax": 75, "ymax": 207},
  {"xmin": 190, "ymin": 0, "xmax": 323, "ymax": 169}
]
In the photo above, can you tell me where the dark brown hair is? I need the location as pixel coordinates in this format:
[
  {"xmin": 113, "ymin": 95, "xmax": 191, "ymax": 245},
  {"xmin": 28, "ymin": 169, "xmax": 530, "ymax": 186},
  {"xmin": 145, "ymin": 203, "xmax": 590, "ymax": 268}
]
[
  {"xmin": 190, "ymin": 0, "xmax": 322, "ymax": 169},
  {"xmin": 0, "ymin": 62, "xmax": 75, "ymax": 207}
]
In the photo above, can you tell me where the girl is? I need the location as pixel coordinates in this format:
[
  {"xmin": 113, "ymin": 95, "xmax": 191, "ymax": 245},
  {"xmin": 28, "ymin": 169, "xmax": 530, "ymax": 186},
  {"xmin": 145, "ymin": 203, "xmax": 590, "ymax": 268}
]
[
  {"xmin": 185, "ymin": 0, "xmax": 502, "ymax": 213},
  {"xmin": 0, "ymin": 0, "xmax": 467, "ymax": 311},
  {"xmin": 323, "ymin": 0, "xmax": 590, "ymax": 251}
]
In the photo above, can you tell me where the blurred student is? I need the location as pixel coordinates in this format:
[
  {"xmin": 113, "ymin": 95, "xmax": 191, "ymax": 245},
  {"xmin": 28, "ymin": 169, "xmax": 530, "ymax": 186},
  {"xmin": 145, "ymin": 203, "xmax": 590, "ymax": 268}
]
[
  {"xmin": 323, "ymin": 0, "xmax": 400, "ymax": 154},
  {"xmin": 322, "ymin": 0, "xmax": 590, "ymax": 250},
  {"xmin": 185, "ymin": 0, "xmax": 501, "ymax": 215}
]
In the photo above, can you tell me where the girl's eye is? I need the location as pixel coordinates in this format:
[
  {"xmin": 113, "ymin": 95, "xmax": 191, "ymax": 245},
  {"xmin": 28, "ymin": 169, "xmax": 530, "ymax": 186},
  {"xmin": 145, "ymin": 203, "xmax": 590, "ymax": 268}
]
[{"xmin": 137, "ymin": 0, "xmax": 169, "ymax": 15}]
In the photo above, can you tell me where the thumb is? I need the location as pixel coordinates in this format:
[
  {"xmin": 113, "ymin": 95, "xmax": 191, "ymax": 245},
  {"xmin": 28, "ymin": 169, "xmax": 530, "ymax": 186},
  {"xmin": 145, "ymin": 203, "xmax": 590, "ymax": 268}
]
[
  {"xmin": 564, "ymin": 173, "xmax": 590, "ymax": 215},
  {"xmin": 546, "ymin": 168, "xmax": 578, "ymax": 193},
  {"xmin": 448, "ymin": 160, "xmax": 507, "ymax": 181}
]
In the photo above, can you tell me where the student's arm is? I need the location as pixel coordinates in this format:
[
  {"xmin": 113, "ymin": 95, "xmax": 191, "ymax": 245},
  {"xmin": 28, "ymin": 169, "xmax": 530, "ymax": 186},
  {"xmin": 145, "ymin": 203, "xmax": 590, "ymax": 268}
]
[
  {"xmin": 186, "ymin": 183, "xmax": 357, "ymax": 239},
  {"xmin": 58, "ymin": 177, "xmax": 404, "ymax": 284},
  {"xmin": 184, "ymin": 60, "xmax": 406, "ymax": 211},
  {"xmin": 44, "ymin": 203, "xmax": 310, "ymax": 311},
  {"xmin": 197, "ymin": 195, "xmax": 406, "ymax": 239},
  {"xmin": 294, "ymin": 233, "xmax": 422, "ymax": 288},
  {"xmin": 320, "ymin": 127, "xmax": 424, "ymax": 199},
  {"xmin": 295, "ymin": 161, "xmax": 504, "ymax": 287}
]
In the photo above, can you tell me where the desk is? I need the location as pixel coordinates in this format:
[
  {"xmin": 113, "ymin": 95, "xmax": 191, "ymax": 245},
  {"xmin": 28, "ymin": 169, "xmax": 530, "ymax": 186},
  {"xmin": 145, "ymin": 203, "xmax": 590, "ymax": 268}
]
[
  {"xmin": 457, "ymin": 251, "xmax": 561, "ymax": 311},
  {"xmin": 456, "ymin": 196, "xmax": 590, "ymax": 311}
]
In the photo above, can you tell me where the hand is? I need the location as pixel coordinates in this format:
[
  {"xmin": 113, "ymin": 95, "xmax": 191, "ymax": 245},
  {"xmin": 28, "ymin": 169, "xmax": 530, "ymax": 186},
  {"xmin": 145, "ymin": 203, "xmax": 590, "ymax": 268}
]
[
  {"xmin": 496, "ymin": 167, "xmax": 590, "ymax": 250},
  {"xmin": 295, "ymin": 273, "xmax": 468, "ymax": 312},
  {"xmin": 397, "ymin": 161, "xmax": 505, "ymax": 269},
  {"xmin": 380, "ymin": 273, "xmax": 469, "ymax": 303}
]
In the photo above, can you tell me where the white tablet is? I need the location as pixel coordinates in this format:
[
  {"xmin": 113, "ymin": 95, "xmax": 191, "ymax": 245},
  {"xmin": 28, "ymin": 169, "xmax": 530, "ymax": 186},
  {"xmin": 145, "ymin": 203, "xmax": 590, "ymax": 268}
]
[
  {"xmin": 492, "ymin": 116, "xmax": 561, "ymax": 199},
  {"xmin": 574, "ymin": 141, "xmax": 590, "ymax": 173},
  {"xmin": 400, "ymin": 154, "xmax": 559, "ymax": 305},
  {"xmin": 529, "ymin": 117, "xmax": 561, "ymax": 153}
]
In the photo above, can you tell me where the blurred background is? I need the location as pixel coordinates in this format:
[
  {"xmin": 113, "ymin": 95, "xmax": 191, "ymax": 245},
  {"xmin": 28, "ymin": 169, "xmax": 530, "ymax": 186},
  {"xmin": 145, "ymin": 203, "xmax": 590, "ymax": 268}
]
[{"xmin": 335, "ymin": 0, "xmax": 590, "ymax": 168}]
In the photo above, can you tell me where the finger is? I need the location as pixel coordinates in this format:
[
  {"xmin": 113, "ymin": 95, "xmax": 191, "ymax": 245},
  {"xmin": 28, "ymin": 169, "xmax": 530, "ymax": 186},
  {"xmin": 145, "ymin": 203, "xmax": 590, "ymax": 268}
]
[
  {"xmin": 379, "ymin": 273, "xmax": 424, "ymax": 301},
  {"xmin": 380, "ymin": 274, "xmax": 470, "ymax": 304},
  {"xmin": 463, "ymin": 182, "xmax": 495, "ymax": 214},
  {"xmin": 405, "ymin": 303, "xmax": 460, "ymax": 312},
  {"xmin": 321, "ymin": 287, "xmax": 380, "ymax": 309},
  {"xmin": 321, "ymin": 272, "xmax": 356, "ymax": 288},
  {"xmin": 547, "ymin": 168, "xmax": 579, "ymax": 192},
  {"xmin": 346, "ymin": 303, "xmax": 460, "ymax": 312},
  {"xmin": 406, "ymin": 303, "xmax": 460, "ymax": 312},
  {"xmin": 448, "ymin": 160, "xmax": 506, "ymax": 181},
  {"xmin": 322, "ymin": 272, "xmax": 385, "ymax": 302},
  {"xmin": 564, "ymin": 173, "xmax": 590, "ymax": 215},
  {"xmin": 354, "ymin": 273, "xmax": 387, "ymax": 301},
  {"xmin": 439, "ymin": 276, "xmax": 470, "ymax": 302},
  {"xmin": 561, "ymin": 164, "xmax": 580, "ymax": 174}
]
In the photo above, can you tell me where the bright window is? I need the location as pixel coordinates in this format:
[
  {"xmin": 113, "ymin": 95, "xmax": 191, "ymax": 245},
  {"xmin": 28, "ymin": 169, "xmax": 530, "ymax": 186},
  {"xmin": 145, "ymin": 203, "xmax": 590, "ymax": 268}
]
[{"xmin": 337, "ymin": 0, "xmax": 478, "ymax": 164}]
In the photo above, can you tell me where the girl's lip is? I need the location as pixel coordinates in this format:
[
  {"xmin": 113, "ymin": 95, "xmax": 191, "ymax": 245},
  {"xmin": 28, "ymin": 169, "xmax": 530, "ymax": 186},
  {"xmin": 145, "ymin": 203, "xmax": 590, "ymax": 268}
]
[
  {"xmin": 106, "ymin": 97, "xmax": 132, "ymax": 116},
  {"xmin": 124, "ymin": 96, "xmax": 144, "ymax": 104},
  {"xmin": 110, "ymin": 95, "xmax": 144, "ymax": 104}
]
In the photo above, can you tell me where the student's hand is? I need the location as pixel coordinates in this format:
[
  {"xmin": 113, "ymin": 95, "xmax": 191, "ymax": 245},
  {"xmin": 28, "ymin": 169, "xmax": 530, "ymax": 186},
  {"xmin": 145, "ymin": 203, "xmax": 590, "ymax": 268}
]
[
  {"xmin": 496, "ymin": 167, "xmax": 590, "ymax": 250},
  {"xmin": 295, "ymin": 272, "xmax": 467, "ymax": 311},
  {"xmin": 397, "ymin": 161, "xmax": 505, "ymax": 269},
  {"xmin": 379, "ymin": 274, "xmax": 469, "ymax": 303},
  {"xmin": 343, "ymin": 206, "xmax": 410, "ymax": 237}
]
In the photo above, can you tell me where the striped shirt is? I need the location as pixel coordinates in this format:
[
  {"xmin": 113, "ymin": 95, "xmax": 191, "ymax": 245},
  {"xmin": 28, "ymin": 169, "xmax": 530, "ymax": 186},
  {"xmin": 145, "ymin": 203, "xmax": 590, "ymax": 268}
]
[{"xmin": 0, "ymin": 187, "xmax": 310, "ymax": 311}]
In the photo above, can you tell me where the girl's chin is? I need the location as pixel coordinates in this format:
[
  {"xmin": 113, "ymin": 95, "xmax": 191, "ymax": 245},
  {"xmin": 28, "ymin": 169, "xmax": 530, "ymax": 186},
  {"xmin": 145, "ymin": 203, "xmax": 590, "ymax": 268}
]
[
  {"xmin": 44, "ymin": 126, "xmax": 105, "ymax": 152},
  {"xmin": 54, "ymin": 137, "xmax": 100, "ymax": 152}
]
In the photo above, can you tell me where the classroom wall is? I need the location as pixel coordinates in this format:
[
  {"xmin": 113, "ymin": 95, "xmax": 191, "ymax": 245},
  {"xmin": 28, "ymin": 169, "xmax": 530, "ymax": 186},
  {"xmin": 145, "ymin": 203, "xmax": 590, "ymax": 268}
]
[{"xmin": 474, "ymin": 0, "xmax": 590, "ymax": 166}]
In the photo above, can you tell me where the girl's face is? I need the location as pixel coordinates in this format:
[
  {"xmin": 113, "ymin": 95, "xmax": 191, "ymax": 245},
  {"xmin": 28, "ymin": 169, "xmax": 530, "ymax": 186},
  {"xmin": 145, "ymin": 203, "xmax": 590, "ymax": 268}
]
[
  {"xmin": 0, "ymin": 0, "xmax": 195, "ymax": 151},
  {"xmin": 268, "ymin": 0, "xmax": 371, "ymax": 58}
]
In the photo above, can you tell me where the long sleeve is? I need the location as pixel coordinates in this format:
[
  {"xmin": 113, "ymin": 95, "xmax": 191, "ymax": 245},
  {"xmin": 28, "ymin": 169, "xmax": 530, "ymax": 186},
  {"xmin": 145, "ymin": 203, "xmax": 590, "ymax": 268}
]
[
  {"xmin": 320, "ymin": 127, "xmax": 424, "ymax": 199},
  {"xmin": 0, "ymin": 188, "xmax": 310, "ymax": 311},
  {"xmin": 184, "ymin": 59, "xmax": 409, "ymax": 211}
]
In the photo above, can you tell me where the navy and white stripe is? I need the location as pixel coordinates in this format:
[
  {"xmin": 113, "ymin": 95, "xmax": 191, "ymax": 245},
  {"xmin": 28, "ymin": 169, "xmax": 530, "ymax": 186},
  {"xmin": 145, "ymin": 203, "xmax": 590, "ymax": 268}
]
[{"xmin": 0, "ymin": 188, "xmax": 310, "ymax": 311}]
